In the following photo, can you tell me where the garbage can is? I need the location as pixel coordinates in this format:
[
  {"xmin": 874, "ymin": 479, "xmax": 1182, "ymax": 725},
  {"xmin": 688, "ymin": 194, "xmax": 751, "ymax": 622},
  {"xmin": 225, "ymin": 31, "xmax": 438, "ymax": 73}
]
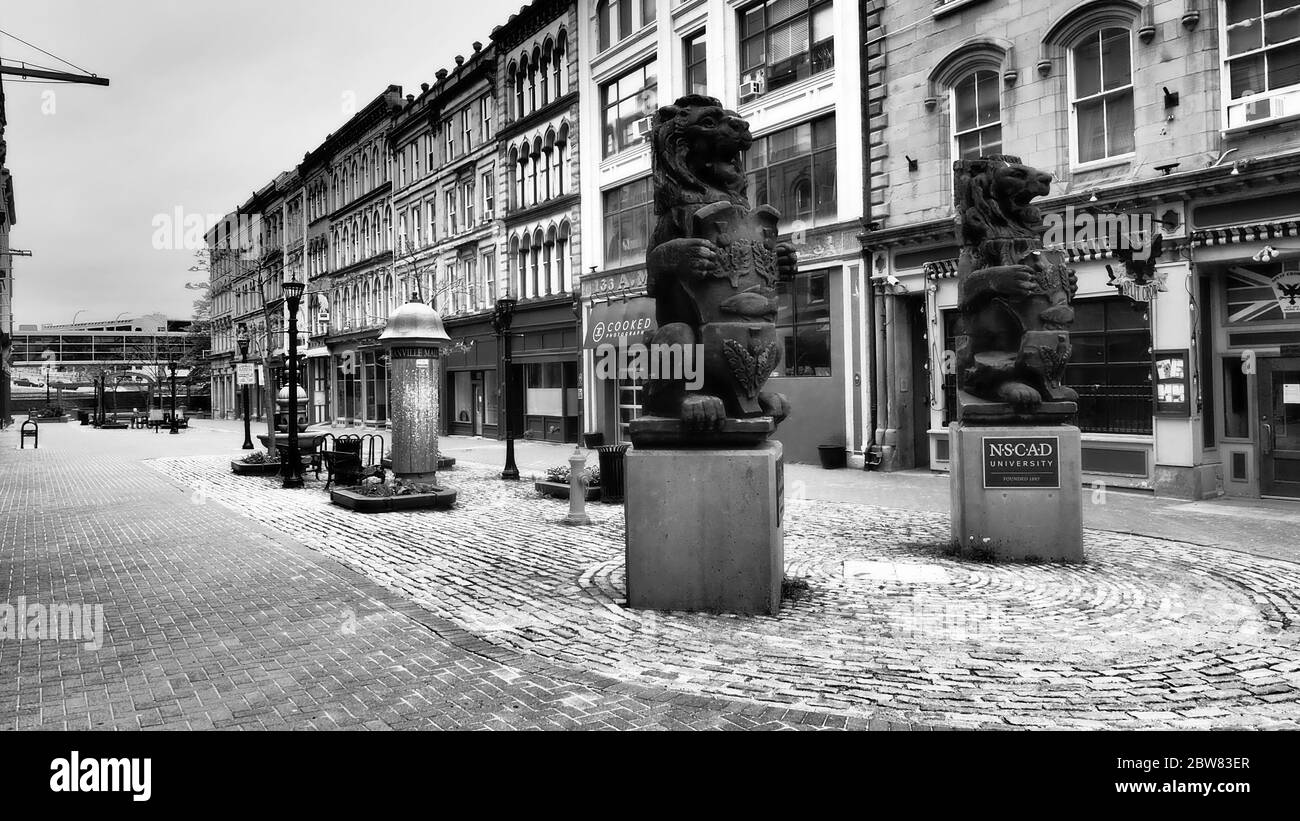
[
  {"xmin": 77, "ymin": 411, "xmax": 90, "ymax": 426},
  {"xmin": 596, "ymin": 443, "xmax": 631, "ymax": 503}
]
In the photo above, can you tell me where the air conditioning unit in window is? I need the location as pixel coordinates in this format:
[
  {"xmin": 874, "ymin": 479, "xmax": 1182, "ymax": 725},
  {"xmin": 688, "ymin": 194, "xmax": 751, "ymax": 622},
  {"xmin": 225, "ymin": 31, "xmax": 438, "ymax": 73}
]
[
  {"xmin": 482, "ymin": 209, "xmax": 495, "ymax": 222},
  {"xmin": 634, "ymin": 116, "xmax": 654, "ymax": 138},
  {"xmin": 739, "ymin": 74, "xmax": 765, "ymax": 101}
]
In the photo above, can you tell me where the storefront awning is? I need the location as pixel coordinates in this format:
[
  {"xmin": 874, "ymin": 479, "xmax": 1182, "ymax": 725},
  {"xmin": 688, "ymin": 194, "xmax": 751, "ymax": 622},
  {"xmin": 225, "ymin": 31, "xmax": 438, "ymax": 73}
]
[
  {"xmin": 304, "ymin": 346, "xmax": 330, "ymax": 359},
  {"xmin": 583, "ymin": 297, "xmax": 657, "ymax": 350}
]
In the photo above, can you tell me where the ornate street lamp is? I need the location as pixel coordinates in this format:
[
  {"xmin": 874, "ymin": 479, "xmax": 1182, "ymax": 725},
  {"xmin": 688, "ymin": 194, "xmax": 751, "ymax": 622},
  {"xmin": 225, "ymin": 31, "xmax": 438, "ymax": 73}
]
[
  {"xmin": 491, "ymin": 295, "xmax": 519, "ymax": 481},
  {"xmin": 281, "ymin": 276, "xmax": 307, "ymax": 488},
  {"xmin": 167, "ymin": 358, "xmax": 179, "ymax": 434},
  {"xmin": 236, "ymin": 323, "xmax": 253, "ymax": 450}
]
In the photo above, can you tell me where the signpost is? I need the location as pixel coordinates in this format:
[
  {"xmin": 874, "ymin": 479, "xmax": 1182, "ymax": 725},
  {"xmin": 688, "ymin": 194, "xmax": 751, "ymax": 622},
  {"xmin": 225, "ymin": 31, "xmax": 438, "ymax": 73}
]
[{"xmin": 235, "ymin": 362, "xmax": 256, "ymax": 386}]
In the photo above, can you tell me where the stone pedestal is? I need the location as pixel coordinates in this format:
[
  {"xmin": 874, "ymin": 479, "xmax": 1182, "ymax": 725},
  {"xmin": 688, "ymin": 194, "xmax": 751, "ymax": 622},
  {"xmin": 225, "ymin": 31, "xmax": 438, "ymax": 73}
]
[
  {"xmin": 949, "ymin": 423, "xmax": 1083, "ymax": 562},
  {"xmin": 625, "ymin": 440, "xmax": 783, "ymax": 615}
]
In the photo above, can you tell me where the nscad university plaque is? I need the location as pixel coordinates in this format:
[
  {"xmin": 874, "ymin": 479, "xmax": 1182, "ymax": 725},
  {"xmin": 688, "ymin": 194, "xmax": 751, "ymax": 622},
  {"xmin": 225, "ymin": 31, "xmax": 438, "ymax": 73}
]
[{"xmin": 982, "ymin": 436, "xmax": 1061, "ymax": 489}]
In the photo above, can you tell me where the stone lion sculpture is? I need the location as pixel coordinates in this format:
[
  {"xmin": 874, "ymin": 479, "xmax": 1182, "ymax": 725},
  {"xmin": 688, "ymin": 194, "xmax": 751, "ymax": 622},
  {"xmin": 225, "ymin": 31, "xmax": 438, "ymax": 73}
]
[
  {"xmin": 639, "ymin": 94, "xmax": 797, "ymax": 435},
  {"xmin": 953, "ymin": 155, "xmax": 1078, "ymax": 417}
]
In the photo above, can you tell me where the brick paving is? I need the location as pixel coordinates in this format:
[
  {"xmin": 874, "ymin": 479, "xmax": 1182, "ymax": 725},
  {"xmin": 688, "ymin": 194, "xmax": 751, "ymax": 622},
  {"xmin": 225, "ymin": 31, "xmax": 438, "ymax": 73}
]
[
  {"xmin": 6, "ymin": 420, "xmax": 1300, "ymax": 729},
  {"xmin": 0, "ymin": 424, "xmax": 895, "ymax": 730}
]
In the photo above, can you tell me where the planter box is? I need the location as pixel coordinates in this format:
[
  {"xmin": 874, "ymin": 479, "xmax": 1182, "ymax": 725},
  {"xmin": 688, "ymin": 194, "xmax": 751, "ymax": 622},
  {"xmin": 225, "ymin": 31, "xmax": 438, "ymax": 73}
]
[
  {"xmin": 231, "ymin": 459, "xmax": 283, "ymax": 476},
  {"xmin": 535, "ymin": 479, "xmax": 601, "ymax": 502},
  {"xmin": 380, "ymin": 455, "xmax": 456, "ymax": 471},
  {"xmin": 330, "ymin": 486, "xmax": 457, "ymax": 512}
]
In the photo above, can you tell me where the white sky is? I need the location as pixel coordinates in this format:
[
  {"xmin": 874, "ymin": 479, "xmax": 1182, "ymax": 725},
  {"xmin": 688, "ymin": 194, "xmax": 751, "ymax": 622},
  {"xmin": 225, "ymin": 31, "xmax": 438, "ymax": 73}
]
[{"xmin": 2, "ymin": 0, "xmax": 526, "ymax": 326}]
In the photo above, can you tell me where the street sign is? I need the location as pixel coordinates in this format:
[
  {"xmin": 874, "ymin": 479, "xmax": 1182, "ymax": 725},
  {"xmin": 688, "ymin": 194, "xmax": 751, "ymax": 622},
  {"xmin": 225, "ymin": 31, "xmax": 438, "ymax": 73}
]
[
  {"xmin": 982, "ymin": 436, "xmax": 1060, "ymax": 489},
  {"xmin": 236, "ymin": 363, "xmax": 256, "ymax": 386}
]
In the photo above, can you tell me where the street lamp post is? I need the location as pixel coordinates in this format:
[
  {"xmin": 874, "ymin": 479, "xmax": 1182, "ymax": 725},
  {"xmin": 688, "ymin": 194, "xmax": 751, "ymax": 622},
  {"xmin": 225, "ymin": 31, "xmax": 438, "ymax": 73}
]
[
  {"xmin": 491, "ymin": 296, "xmax": 519, "ymax": 481},
  {"xmin": 282, "ymin": 276, "xmax": 306, "ymax": 489},
  {"xmin": 168, "ymin": 360, "xmax": 179, "ymax": 434},
  {"xmin": 237, "ymin": 323, "xmax": 253, "ymax": 450}
]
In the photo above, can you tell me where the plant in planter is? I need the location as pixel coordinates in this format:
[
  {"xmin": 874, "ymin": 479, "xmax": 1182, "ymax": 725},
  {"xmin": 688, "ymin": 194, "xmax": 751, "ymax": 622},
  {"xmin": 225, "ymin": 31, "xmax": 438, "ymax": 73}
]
[
  {"xmin": 330, "ymin": 470, "xmax": 456, "ymax": 512},
  {"xmin": 231, "ymin": 450, "xmax": 283, "ymax": 476},
  {"xmin": 535, "ymin": 464, "xmax": 601, "ymax": 501}
]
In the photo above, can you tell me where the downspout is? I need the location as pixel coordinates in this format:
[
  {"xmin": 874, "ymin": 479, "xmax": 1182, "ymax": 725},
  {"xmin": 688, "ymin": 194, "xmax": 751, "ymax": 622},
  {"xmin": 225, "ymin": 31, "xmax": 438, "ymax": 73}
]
[{"xmin": 860, "ymin": 1, "xmax": 883, "ymax": 470}]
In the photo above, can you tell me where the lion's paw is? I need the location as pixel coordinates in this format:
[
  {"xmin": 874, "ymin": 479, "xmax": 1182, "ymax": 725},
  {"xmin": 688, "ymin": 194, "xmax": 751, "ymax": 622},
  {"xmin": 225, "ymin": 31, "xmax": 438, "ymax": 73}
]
[
  {"xmin": 681, "ymin": 394, "xmax": 726, "ymax": 430},
  {"xmin": 997, "ymin": 381, "xmax": 1042, "ymax": 407}
]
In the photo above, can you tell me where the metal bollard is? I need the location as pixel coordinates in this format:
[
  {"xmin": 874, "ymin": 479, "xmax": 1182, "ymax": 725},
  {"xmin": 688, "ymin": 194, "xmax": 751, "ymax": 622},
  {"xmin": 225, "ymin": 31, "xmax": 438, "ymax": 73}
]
[{"xmin": 562, "ymin": 445, "xmax": 591, "ymax": 526}]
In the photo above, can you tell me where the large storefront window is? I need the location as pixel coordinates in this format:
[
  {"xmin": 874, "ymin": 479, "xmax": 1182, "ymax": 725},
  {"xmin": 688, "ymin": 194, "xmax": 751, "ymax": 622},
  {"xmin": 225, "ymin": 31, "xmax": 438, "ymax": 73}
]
[
  {"xmin": 774, "ymin": 269, "xmax": 832, "ymax": 377},
  {"xmin": 943, "ymin": 297, "xmax": 1154, "ymax": 434},
  {"xmin": 743, "ymin": 115, "xmax": 836, "ymax": 233},
  {"xmin": 336, "ymin": 354, "xmax": 361, "ymax": 422},
  {"xmin": 453, "ymin": 371, "xmax": 473, "ymax": 425},
  {"xmin": 362, "ymin": 351, "xmax": 388, "ymax": 424},
  {"xmin": 1064, "ymin": 296, "xmax": 1153, "ymax": 434},
  {"xmin": 601, "ymin": 61, "xmax": 657, "ymax": 158},
  {"xmin": 602, "ymin": 177, "xmax": 654, "ymax": 269}
]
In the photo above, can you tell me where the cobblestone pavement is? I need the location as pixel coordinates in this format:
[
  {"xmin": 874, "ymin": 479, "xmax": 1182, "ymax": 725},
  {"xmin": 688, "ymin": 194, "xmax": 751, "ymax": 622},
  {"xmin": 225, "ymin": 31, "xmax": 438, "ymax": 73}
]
[
  {"xmin": 146, "ymin": 446, "xmax": 1300, "ymax": 730},
  {"xmin": 0, "ymin": 426, "xmax": 912, "ymax": 730}
]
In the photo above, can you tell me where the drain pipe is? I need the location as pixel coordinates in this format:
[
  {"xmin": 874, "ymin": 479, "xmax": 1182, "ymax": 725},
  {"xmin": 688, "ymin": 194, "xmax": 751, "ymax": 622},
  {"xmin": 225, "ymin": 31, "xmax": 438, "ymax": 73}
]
[{"xmin": 861, "ymin": 1, "xmax": 883, "ymax": 470}]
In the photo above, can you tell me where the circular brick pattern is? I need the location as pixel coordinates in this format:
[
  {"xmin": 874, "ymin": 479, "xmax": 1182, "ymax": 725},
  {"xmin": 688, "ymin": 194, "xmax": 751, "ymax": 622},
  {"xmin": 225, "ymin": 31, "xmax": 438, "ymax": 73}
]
[{"xmin": 153, "ymin": 456, "xmax": 1300, "ymax": 729}]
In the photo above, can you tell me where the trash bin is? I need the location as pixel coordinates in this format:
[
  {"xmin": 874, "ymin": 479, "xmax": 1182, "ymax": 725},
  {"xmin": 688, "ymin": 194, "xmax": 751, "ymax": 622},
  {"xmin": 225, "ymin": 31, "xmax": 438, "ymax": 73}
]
[
  {"xmin": 817, "ymin": 444, "xmax": 847, "ymax": 469},
  {"xmin": 77, "ymin": 411, "xmax": 90, "ymax": 425},
  {"xmin": 596, "ymin": 443, "xmax": 631, "ymax": 503}
]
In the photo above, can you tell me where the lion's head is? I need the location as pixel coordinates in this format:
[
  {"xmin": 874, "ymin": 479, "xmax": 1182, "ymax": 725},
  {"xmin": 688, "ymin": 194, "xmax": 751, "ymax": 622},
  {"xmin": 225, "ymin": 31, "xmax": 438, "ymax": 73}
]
[
  {"xmin": 652, "ymin": 94, "xmax": 752, "ymax": 215},
  {"xmin": 954, "ymin": 155, "xmax": 1054, "ymax": 247}
]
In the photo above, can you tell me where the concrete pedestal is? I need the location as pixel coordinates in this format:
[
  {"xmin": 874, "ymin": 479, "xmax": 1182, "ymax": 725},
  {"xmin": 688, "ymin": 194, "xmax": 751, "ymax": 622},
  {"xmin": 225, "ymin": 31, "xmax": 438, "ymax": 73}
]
[
  {"xmin": 949, "ymin": 423, "xmax": 1083, "ymax": 562},
  {"xmin": 625, "ymin": 441, "xmax": 784, "ymax": 615}
]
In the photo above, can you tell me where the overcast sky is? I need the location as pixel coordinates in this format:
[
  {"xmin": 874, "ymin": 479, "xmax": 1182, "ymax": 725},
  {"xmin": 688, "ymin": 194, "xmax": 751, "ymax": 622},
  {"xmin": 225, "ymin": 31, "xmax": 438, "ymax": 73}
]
[{"xmin": 2, "ymin": 0, "xmax": 525, "ymax": 326}]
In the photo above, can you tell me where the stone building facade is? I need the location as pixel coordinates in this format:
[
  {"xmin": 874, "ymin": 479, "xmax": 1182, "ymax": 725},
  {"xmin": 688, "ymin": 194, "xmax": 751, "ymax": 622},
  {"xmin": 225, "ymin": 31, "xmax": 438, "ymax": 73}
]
[{"xmin": 863, "ymin": 0, "xmax": 1300, "ymax": 499}]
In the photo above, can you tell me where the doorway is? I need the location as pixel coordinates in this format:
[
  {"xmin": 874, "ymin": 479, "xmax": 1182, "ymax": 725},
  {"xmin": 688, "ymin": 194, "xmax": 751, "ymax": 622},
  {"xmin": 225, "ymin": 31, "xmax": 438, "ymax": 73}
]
[
  {"xmin": 1258, "ymin": 356, "xmax": 1300, "ymax": 498},
  {"xmin": 472, "ymin": 381, "xmax": 485, "ymax": 436},
  {"xmin": 908, "ymin": 296, "xmax": 931, "ymax": 468}
]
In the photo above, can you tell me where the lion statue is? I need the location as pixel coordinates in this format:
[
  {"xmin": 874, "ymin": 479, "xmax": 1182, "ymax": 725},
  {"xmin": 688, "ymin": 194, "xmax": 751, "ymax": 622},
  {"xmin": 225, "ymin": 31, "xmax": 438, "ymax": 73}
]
[
  {"xmin": 639, "ymin": 94, "xmax": 797, "ymax": 435},
  {"xmin": 953, "ymin": 155, "xmax": 1078, "ymax": 414}
]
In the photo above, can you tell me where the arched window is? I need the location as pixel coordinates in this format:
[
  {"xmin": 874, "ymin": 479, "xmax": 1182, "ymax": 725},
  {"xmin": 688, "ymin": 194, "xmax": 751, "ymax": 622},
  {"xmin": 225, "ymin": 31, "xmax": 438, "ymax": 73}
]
[
  {"xmin": 554, "ymin": 31, "xmax": 566, "ymax": 95},
  {"xmin": 554, "ymin": 123, "xmax": 568, "ymax": 196},
  {"xmin": 515, "ymin": 58, "xmax": 527, "ymax": 118},
  {"xmin": 540, "ymin": 41, "xmax": 551, "ymax": 105},
  {"xmin": 531, "ymin": 137, "xmax": 543, "ymax": 204},
  {"xmin": 509, "ymin": 145, "xmax": 521, "ymax": 208},
  {"xmin": 597, "ymin": 0, "xmax": 611, "ymax": 51},
  {"xmin": 509, "ymin": 234, "xmax": 522, "ymax": 297},
  {"xmin": 532, "ymin": 227, "xmax": 544, "ymax": 297},
  {"xmin": 362, "ymin": 216, "xmax": 371, "ymax": 258},
  {"xmin": 518, "ymin": 233, "xmax": 532, "ymax": 298},
  {"xmin": 529, "ymin": 49, "xmax": 539, "ymax": 114},
  {"xmin": 507, "ymin": 61, "xmax": 518, "ymax": 119},
  {"xmin": 952, "ymin": 69, "xmax": 1002, "ymax": 160},
  {"xmin": 542, "ymin": 129, "xmax": 556, "ymax": 200},
  {"xmin": 351, "ymin": 159, "xmax": 359, "ymax": 198},
  {"xmin": 556, "ymin": 220, "xmax": 570, "ymax": 293},
  {"xmin": 545, "ymin": 224, "xmax": 559, "ymax": 295}
]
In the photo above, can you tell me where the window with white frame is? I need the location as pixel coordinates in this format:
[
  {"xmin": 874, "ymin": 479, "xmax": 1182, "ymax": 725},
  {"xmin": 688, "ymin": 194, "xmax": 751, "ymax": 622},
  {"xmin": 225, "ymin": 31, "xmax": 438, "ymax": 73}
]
[
  {"xmin": 482, "ymin": 248, "xmax": 496, "ymax": 304},
  {"xmin": 1223, "ymin": 0, "xmax": 1300, "ymax": 128},
  {"xmin": 411, "ymin": 205, "xmax": 422, "ymax": 247},
  {"xmin": 461, "ymin": 179, "xmax": 476, "ymax": 227},
  {"xmin": 952, "ymin": 69, "xmax": 1002, "ymax": 160},
  {"xmin": 446, "ymin": 189, "xmax": 458, "ymax": 235},
  {"xmin": 461, "ymin": 109, "xmax": 473, "ymax": 152},
  {"xmin": 1070, "ymin": 27, "xmax": 1135, "ymax": 164},
  {"xmin": 425, "ymin": 134, "xmax": 435, "ymax": 173},
  {"xmin": 738, "ymin": 0, "xmax": 835, "ymax": 99},
  {"xmin": 482, "ymin": 170, "xmax": 495, "ymax": 219},
  {"xmin": 444, "ymin": 119, "xmax": 456, "ymax": 162},
  {"xmin": 480, "ymin": 95, "xmax": 494, "ymax": 140}
]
